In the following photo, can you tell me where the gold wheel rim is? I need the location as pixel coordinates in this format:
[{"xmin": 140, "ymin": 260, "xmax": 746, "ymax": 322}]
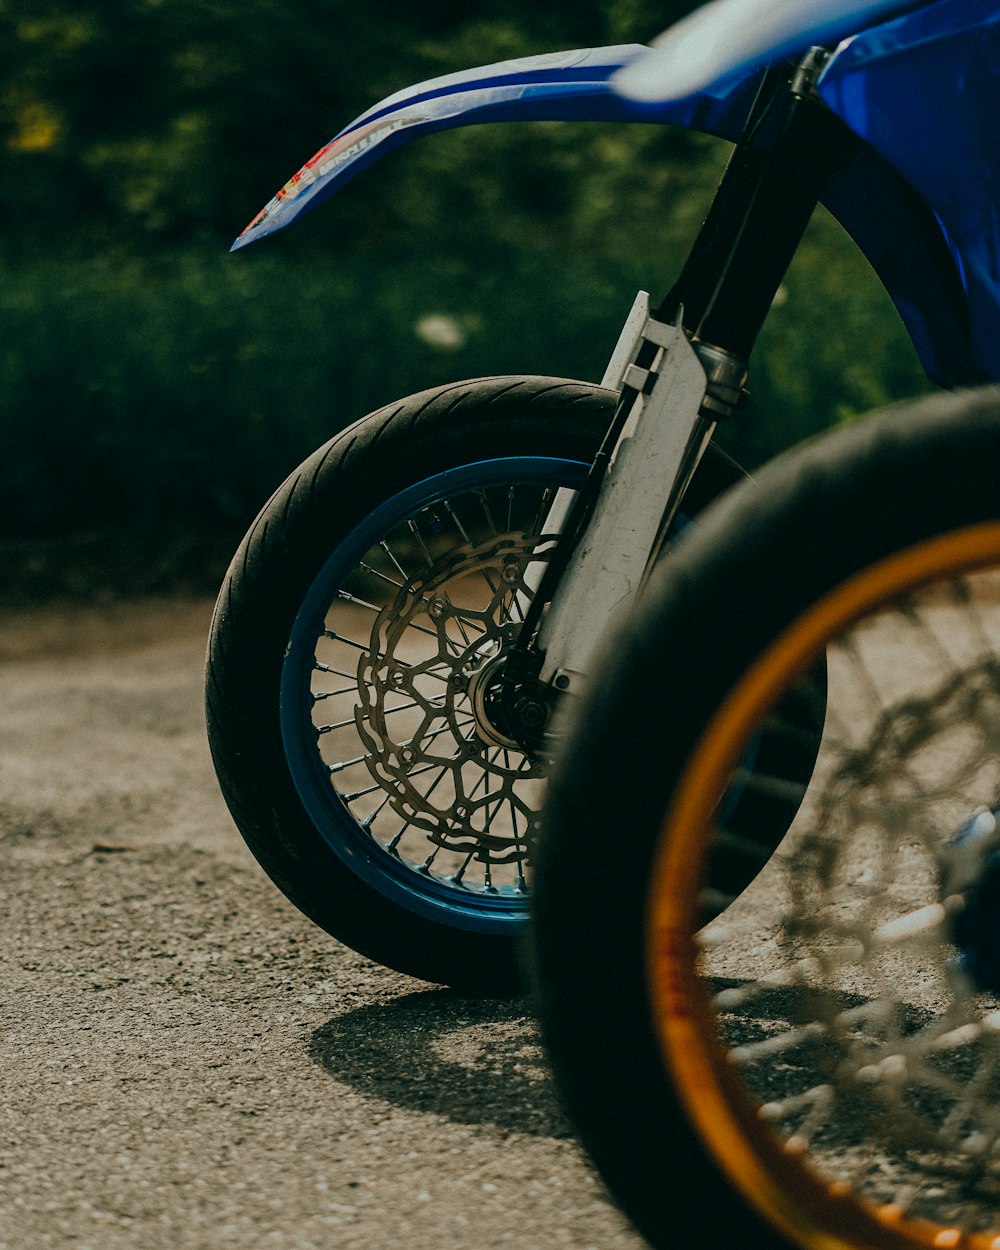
[{"xmin": 647, "ymin": 523, "xmax": 1000, "ymax": 1250}]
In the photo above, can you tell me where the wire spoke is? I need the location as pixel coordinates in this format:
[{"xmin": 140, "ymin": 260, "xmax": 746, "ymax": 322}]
[
  {"xmin": 295, "ymin": 478, "xmax": 568, "ymax": 907},
  {"xmin": 478, "ymin": 489, "xmax": 498, "ymax": 536},
  {"xmin": 691, "ymin": 562, "xmax": 1000, "ymax": 1237}
]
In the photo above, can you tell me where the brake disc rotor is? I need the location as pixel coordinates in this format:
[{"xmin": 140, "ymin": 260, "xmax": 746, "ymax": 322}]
[{"xmin": 356, "ymin": 530, "xmax": 548, "ymax": 867}]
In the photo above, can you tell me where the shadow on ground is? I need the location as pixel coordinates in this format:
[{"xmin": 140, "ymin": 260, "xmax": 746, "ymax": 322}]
[{"xmin": 309, "ymin": 988, "xmax": 572, "ymax": 1138}]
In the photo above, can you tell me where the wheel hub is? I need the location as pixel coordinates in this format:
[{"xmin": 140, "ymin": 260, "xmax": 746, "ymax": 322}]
[{"xmin": 466, "ymin": 643, "xmax": 524, "ymax": 751}]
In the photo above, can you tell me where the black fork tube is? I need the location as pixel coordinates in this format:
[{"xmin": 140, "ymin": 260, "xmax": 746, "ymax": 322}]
[
  {"xmin": 657, "ymin": 71, "xmax": 861, "ymax": 362},
  {"xmin": 501, "ymin": 69, "xmax": 861, "ymax": 737}
]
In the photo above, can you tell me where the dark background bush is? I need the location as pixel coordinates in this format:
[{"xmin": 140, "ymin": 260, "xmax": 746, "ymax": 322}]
[{"xmin": 1, "ymin": 0, "xmax": 928, "ymax": 597}]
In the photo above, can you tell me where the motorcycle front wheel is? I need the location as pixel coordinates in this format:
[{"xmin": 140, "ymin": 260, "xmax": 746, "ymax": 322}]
[
  {"xmin": 206, "ymin": 375, "xmax": 748, "ymax": 993},
  {"xmin": 532, "ymin": 388, "xmax": 1000, "ymax": 1249}
]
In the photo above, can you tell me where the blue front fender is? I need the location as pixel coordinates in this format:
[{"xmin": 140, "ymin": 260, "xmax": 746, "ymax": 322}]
[
  {"xmin": 231, "ymin": 45, "xmax": 763, "ymax": 250},
  {"xmin": 230, "ymin": 40, "xmax": 979, "ymax": 388}
]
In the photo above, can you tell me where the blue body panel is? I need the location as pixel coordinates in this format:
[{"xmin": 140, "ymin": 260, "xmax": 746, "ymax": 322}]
[{"xmin": 819, "ymin": 0, "xmax": 1000, "ymax": 381}]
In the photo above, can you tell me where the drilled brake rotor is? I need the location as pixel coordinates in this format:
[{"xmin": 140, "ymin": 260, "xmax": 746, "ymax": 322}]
[{"xmin": 356, "ymin": 530, "xmax": 549, "ymax": 865}]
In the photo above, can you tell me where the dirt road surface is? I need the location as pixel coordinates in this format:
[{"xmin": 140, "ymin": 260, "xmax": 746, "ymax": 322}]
[{"xmin": 0, "ymin": 598, "xmax": 644, "ymax": 1250}]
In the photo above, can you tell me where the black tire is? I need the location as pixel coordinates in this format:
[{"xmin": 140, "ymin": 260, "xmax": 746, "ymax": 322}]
[
  {"xmin": 206, "ymin": 375, "xmax": 744, "ymax": 994},
  {"xmin": 531, "ymin": 388, "xmax": 1000, "ymax": 1248}
]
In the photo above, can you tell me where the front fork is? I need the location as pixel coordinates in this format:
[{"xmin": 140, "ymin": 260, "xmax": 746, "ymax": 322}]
[
  {"xmin": 502, "ymin": 51, "xmax": 858, "ymax": 740},
  {"xmin": 536, "ymin": 299, "xmax": 736, "ymax": 689}
]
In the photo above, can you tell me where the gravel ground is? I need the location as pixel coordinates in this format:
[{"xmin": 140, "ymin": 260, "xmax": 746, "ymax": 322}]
[{"xmin": 0, "ymin": 597, "xmax": 645, "ymax": 1250}]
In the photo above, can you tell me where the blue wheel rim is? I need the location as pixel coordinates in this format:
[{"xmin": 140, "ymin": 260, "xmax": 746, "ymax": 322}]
[{"xmin": 280, "ymin": 456, "xmax": 587, "ymax": 934}]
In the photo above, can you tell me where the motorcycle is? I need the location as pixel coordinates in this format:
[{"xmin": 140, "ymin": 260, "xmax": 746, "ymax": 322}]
[
  {"xmin": 206, "ymin": 0, "xmax": 994, "ymax": 996},
  {"xmin": 527, "ymin": 4, "xmax": 1000, "ymax": 1250}
]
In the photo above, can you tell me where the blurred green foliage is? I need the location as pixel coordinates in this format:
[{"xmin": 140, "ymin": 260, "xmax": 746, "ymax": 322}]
[{"xmin": 0, "ymin": 0, "xmax": 929, "ymax": 581}]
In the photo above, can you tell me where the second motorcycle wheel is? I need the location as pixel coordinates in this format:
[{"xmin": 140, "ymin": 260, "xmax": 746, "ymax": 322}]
[
  {"xmin": 532, "ymin": 388, "xmax": 1000, "ymax": 1249},
  {"xmin": 207, "ymin": 374, "xmax": 747, "ymax": 994}
]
